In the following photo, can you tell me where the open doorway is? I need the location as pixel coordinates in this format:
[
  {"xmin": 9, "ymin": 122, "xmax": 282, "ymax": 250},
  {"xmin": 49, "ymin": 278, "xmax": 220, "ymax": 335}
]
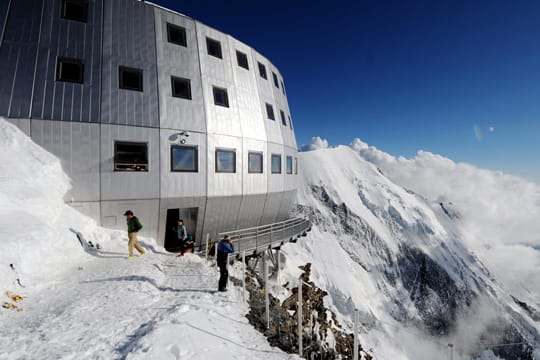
[{"xmin": 164, "ymin": 207, "xmax": 198, "ymax": 252}]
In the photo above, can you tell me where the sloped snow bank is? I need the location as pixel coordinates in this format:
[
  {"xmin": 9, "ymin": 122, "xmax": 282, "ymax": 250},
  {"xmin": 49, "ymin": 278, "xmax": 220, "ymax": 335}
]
[{"xmin": 0, "ymin": 118, "xmax": 124, "ymax": 291}]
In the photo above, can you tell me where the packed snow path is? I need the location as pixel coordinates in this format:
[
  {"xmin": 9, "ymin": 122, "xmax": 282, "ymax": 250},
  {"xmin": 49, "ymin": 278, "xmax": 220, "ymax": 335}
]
[{"xmin": 0, "ymin": 250, "xmax": 294, "ymax": 360}]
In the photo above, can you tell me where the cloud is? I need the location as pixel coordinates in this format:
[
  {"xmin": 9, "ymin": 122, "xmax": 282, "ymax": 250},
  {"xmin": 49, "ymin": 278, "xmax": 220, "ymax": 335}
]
[
  {"xmin": 349, "ymin": 138, "xmax": 540, "ymax": 305},
  {"xmin": 301, "ymin": 136, "xmax": 330, "ymax": 152}
]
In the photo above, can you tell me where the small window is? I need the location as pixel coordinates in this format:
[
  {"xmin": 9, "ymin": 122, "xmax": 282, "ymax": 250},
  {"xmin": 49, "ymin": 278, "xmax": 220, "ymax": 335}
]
[
  {"xmin": 236, "ymin": 50, "xmax": 249, "ymax": 70},
  {"xmin": 119, "ymin": 66, "xmax": 143, "ymax": 92},
  {"xmin": 258, "ymin": 62, "xmax": 267, "ymax": 79},
  {"xmin": 288, "ymin": 115, "xmax": 294, "ymax": 130},
  {"xmin": 114, "ymin": 142, "xmax": 148, "ymax": 171},
  {"xmin": 265, "ymin": 103, "xmax": 275, "ymax": 120},
  {"xmin": 216, "ymin": 149, "xmax": 236, "ymax": 173},
  {"xmin": 272, "ymin": 72, "xmax": 279, "ymax": 88},
  {"xmin": 280, "ymin": 110, "xmax": 287, "ymax": 126},
  {"xmin": 213, "ymin": 86, "xmax": 229, "ymax": 107},
  {"xmin": 295, "ymin": 157, "xmax": 298, "ymax": 174},
  {"xmin": 286, "ymin": 156, "xmax": 293, "ymax": 174},
  {"xmin": 271, "ymin": 154, "xmax": 281, "ymax": 174},
  {"xmin": 61, "ymin": 0, "xmax": 87, "ymax": 22},
  {"xmin": 171, "ymin": 145, "xmax": 197, "ymax": 172},
  {"xmin": 171, "ymin": 76, "xmax": 191, "ymax": 99},
  {"xmin": 206, "ymin": 37, "xmax": 222, "ymax": 59},
  {"xmin": 248, "ymin": 152, "xmax": 263, "ymax": 173},
  {"xmin": 281, "ymin": 80, "xmax": 285, "ymax": 95},
  {"xmin": 167, "ymin": 23, "xmax": 187, "ymax": 47},
  {"xmin": 56, "ymin": 57, "xmax": 84, "ymax": 83}
]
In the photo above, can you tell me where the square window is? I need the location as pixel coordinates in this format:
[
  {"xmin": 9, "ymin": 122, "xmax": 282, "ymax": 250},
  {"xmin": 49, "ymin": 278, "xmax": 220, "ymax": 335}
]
[
  {"xmin": 281, "ymin": 80, "xmax": 286, "ymax": 95},
  {"xmin": 171, "ymin": 76, "xmax": 191, "ymax": 99},
  {"xmin": 216, "ymin": 149, "xmax": 236, "ymax": 173},
  {"xmin": 248, "ymin": 152, "xmax": 263, "ymax": 173},
  {"xmin": 280, "ymin": 110, "xmax": 287, "ymax": 126},
  {"xmin": 213, "ymin": 86, "xmax": 229, "ymax": 107},
  {"xmin": 114, "ymin": 142, "xmax": 148, "ymax": 171},
  {"xmin": 236, "ymin": 50, "xmax": 249, "ymax": 70},
  {"xmin": 61, "ymin": 0, "xmax": 87, "ymax": 22},
  {"xmin": 286, "ymin": 156, "xmax": 293, "ymax": 174},
  {"xmin": 265, "ymin": 103, "xmax": 275, "ymax": 120},
  {"xmin": 258, "ymin": 62, "xmax": 267, "ymax": 79},
  {"xmin": 295, "ymin": 157, "xmax": 298, "ymax": 174},
  {"xmin": 272, "ymin": 72, "xmax": 279, "ymax": 88},
  {"xmin": 271, "ymin": 154, "xmax": 281, "ymax": 174},
  {"xmin": 119, "ymin": 66, "xmax": 143, "ymax": 92},
  {"xmin": 171, "ymin": 145, "xmax": 198, "ymax": 172},
  {"xmin": 206, "ymin": 37, "xmax": 222, "ymax": 59},
  {"xmin": 288, "ymin": 115, "xmax": 294, "ymax": 130},
  {"xmin": 56, "ymin": 57, "xmax": 84, "ymax": 83},
  {"xmin": 167, "ymin": 23, "xmax": 187, "ymax": 47}
]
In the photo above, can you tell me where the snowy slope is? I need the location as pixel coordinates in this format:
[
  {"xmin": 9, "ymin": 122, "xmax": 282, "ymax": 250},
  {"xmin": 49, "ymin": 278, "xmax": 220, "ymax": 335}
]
[
  {"xmin": 278, "ymin": 145, "xmax": 539, "ymax": 360},
  {"xmin": 0, "ymin": 119, "xmax": 294, "ymax": 359}
]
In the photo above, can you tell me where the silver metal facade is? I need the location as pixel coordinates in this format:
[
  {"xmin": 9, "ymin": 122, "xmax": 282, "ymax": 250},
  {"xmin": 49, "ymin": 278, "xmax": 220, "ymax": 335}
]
[{"xmin": 0, "ymin": 0, "xmax": 300, "ymax": 247}]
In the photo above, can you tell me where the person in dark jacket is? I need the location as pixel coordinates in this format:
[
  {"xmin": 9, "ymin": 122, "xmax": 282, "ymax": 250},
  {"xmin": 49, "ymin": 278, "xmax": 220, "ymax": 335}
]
[
  {"xmin": 124, "ymin": 210, "xmax": 145, "ymax": 259},
  {"xmin": 217, "ymin": 235, "xmax": 234, "ymax": 292},
  {"xmin": 174, "ymin": 219, "xmax": 188, "ymax": 257}
]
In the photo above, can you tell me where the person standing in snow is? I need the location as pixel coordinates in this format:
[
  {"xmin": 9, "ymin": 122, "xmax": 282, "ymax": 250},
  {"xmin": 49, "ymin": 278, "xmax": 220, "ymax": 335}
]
[
  {"xmin": 175, "ymin": 219, "xmax": 188, "ymax": 257},
  {"xmin": 217, "ymin": 235, "xmax": 234, "ymax": 292},
  {"xmin": 124, "ymin": 210, "xmax": 145, "ymax": 259}
]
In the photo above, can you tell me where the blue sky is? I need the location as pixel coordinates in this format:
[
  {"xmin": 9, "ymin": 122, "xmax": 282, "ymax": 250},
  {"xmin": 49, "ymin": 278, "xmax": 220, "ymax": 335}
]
[{"xmin": 154, "ymin": 0, "xmax": 540, "ymax": 182}]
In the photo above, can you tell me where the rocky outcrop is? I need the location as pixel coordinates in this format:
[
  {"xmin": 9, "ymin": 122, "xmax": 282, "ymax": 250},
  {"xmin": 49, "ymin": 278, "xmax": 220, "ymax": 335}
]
[{"xmin": 244, "ymin": 261, "xmax": 372, "ymax": 359}]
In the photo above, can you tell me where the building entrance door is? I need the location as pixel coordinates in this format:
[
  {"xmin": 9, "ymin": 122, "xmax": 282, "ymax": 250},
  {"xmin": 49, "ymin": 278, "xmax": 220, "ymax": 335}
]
[{"xmin": 164, "ymin": 207, "xmax": 198, "ymax": 252}]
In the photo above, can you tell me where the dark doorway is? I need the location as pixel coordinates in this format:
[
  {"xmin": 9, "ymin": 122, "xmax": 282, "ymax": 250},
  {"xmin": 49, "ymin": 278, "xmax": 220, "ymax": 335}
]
[{"xmin": 164, "ymin": 207, "xmax": 198, "ymax": 252}]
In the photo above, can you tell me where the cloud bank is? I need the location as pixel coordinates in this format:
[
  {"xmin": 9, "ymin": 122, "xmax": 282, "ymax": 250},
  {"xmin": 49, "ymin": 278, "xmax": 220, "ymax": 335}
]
[
  {"xmin": 349, "ymin": 137, "xmax": 540, "ymax": 307},
  {"xmin": 300, "ymin": 136, "xmax": 330, "ymax": 152}
]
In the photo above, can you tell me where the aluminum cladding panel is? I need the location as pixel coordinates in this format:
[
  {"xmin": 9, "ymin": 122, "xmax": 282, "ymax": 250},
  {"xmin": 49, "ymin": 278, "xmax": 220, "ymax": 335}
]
[
  {"xmin": 242, "ymin": 138, "xmax": 267, "ymax": 195},
  {"xmin": 101, "ymin": 0, "xmax": 159, "ymax": 127},
  {"xmin": 283, "ymin": 145, "xmax": 298, "ymax": 192},
  {"xmin": 160, "ymin": 129, "xmax": 207, "ymax": 199},
  {"xmin": 227, "ymin": 37, "xmax": 266, "ymax": 142},
  {"xmin": 31, "ymin": 0, "xmax": 102, "ymax": 123},
  {"xmin": 100, "ymin": 124, "xmax": 160, "ymax": 200},
  {"xmin": 207, "ymin": 133, "xmax": 243, "ymax": 197},
  {"xmin": 277, "ymin": 189, "xmax": 296, "ymax": 222},
  {"xmin": 196, "ymin": 22, "xmax": 241, "ymax": 137},
  {"xmin": 31, "ymin": 120, "xmax": 100, "ymax": 202},
  {"xmin": 202, "ymin": 195, "xmax": 242, "ymax": 240},
  {"xmin": 101, "ymin": 199, "xmax": 159, "ymax": 240},
  {"xmin": 267, "ymin": 142, "xmax": 285, "ymax": 194},
  {"xmin": 0, "ymin": 0, "xmax": 11, "ymax": 47},
  {"xmin": 0, "ymin": 0, "xmax": 42, "ymax": 118},
  {"xmin": 236, "ymin": 193, "xmax": 266, "ymax": 230},
  {"xmin": 154, "ymin": 9, "xmax": 206, "ymax": 133},
  {"xmin": 259, "ymin": 191, "xmax": 283, "ymax": 226},
  {"xmin": 5, "ymin": 117, "xmax": 30, "ymax": 136}
]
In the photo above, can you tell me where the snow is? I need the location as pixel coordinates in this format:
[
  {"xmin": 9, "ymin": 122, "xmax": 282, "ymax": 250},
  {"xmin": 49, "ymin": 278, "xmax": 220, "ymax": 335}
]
[{"xmin": 0, "ymin": 119, "xmax": 294, "ymax": 359}]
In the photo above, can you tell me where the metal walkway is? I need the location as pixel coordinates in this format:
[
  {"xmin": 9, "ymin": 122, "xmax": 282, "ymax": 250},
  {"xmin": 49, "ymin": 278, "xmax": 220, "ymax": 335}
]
[{"xmin": 218, "ymin": 205, "xmax": 313, "ymax": 255}]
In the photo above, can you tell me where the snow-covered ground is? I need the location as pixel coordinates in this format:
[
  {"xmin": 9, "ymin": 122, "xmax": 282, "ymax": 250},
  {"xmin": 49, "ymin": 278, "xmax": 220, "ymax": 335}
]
[{"xmin": 0, "ymin": 119, "xmax": 295, "ymax": 360}]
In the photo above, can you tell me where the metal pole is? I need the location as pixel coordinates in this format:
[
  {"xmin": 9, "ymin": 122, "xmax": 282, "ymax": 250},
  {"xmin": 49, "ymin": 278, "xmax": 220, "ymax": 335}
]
[
  {"xmin": 242, "ymin": 250, "xmax": 246, "ymax": 304},
  {"xmin": 353, "ymin": 309, "xmax": 359, "ymax": 360},
  {"xmin": 205, "ymin": 233, "xmax": 209, "ymax": 262},
  {"xmin": 448, "ymin": 344, "xmax": 454, "ymax": 360},
  {"xmin": 263, "ymin": 253, "xmax": 270, "ymax": 329},
  {"xmin": 214, "ymin": 236, "xmax": 218, "ymax": 268},
  {"xmin": 276, "ymin": 248, "xmax": 281, "ymax": 285},
  {"xmin": 298, "ymin": 278, "xmax": 303, "ymax": 357}
]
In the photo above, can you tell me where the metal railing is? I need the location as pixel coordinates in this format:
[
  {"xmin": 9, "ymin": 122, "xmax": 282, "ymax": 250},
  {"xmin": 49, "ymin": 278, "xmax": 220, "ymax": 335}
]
[{"xmin": 218, "ymin": 206, "xmax": 313, "ymax": 255}]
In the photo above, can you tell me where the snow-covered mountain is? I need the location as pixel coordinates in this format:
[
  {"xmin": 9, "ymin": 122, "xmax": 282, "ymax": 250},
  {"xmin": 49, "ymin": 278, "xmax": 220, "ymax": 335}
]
[
  {"xmin": 279, "ymin": 142, "xmax": 539, "ymax": 359},
  {"xmin": 1, "ymin": 118, "xmax": 539, "ymax": 359}
]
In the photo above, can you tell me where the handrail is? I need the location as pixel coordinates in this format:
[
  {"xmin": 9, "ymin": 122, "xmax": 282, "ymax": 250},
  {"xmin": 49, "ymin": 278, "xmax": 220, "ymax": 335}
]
[{"xmin": 217, "ymin": 204, "xmax": 313, "ymax": 255}]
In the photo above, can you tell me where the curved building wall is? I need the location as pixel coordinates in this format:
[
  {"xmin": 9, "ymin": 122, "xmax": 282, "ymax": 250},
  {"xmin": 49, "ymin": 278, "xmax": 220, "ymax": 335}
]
[{"xmin": 0, "ymin": 0, "xmax": 300, "ymax": 247}]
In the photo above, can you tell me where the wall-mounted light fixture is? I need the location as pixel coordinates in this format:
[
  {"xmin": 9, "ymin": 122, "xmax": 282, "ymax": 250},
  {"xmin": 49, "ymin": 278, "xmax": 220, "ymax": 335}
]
[{"xmin": 169, "ymin": 130, "xmax": 190, "ymax": 144}]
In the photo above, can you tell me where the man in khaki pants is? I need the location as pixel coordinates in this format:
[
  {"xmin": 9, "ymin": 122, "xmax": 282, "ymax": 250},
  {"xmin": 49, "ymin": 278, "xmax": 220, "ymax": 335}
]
[{"xmin": 124, "ymin": 210, "xmax": 145, "ymax": 259}]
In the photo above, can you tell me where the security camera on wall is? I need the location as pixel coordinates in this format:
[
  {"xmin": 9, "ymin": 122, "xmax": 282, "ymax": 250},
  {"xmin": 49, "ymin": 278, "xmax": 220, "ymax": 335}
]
[
  {"xmin": 180, "ymin": 139, "xmax": 186, "ymax": 144},
  {"xmin": 182, "ymin": 131, "xmax": 190, "ymax": 137}
]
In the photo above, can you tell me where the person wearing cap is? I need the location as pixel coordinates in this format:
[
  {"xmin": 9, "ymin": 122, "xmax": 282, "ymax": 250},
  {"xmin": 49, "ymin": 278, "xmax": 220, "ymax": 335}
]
[
  {"xmin": 216, "ymin": 235, "xmax": 234, "ymax": 292},
  {"xmin": 124, "ymin": 210, "xmax": 145, "ymax": 259}
]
